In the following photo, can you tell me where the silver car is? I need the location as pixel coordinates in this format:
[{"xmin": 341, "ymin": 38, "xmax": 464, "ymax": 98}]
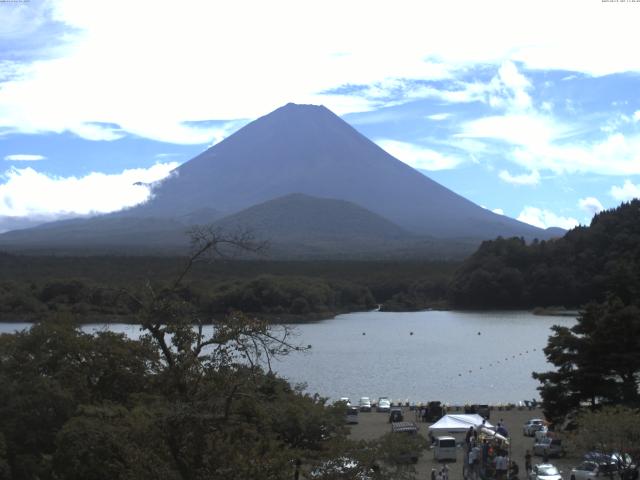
[
  {"xmin": 570, "ymin": 461, "xmax": 618, "ymax": 480},
  {"xmin": 377, "ymin": 398, "xmax": 391, "ymax": 412},
  {"xmin": 530, "ymin": 463, "xmax": 562, "ymax": 480},
  {"xmin": 533, "ymin": 437, "xmax": 565, "ymax": 458},
  {"xmin": 359, "ymin": 396, "xmax": 372, "ymax": 412},
  {"xmin": 523, "ymin": 418, "xmax": 545, "ymax": 436}
]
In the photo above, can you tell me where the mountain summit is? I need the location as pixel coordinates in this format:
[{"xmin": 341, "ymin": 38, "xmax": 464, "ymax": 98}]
[
  {"xmin": 0, "ymin": 103, "xmax": 557, "ymax": 256},
  {"xmin": 131, "ymin": 102, "xmax": 546, "ymax": 239}
]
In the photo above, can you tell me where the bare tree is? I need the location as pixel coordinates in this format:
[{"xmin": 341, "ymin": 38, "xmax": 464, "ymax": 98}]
[{"xmin": 124, "ymin": 226, "xmax": 306, "ymax": 398}]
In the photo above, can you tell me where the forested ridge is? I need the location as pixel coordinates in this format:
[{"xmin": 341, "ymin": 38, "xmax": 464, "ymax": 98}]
[
  {"xmin": 449, "ymin": 200, "xmax": 640, "ymax": 309},
  {"xmin": 0, "ymin": 255, "xmax": 456, "ymax": 321}
]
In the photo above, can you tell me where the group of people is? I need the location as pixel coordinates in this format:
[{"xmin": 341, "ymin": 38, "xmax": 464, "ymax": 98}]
[
  {"xmin": 431, "ymin": 464, "xmax": 450, "ymax": 480},
  {"xmin": 463, "ymin": 423, "xmax": 519, "ymax": 480}
]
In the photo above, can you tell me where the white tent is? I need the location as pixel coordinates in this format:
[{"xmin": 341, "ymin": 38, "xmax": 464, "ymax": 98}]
[{"xmin": 428, "ymin": 414, "xmax": 494, "ymax": 437}]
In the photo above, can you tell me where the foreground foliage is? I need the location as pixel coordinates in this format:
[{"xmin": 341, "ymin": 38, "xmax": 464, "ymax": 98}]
[
  {"xmin": 567, "ymin": 406, "xmax": 640, "ymax": 466},
  {"xmin": 0, "ymin": 229, "xmax": 425, "ymax": 479},
  {"xmin": 533, "ymin": 298, "xmax": 640, "ymax": 424}
]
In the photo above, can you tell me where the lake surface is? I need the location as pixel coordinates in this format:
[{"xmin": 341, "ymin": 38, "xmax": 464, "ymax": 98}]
[{"xmin": 0, "ymin": 310, "xmax": 575, "ymax": 404}]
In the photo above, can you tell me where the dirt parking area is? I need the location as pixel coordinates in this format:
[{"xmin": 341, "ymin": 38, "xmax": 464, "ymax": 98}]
[{"xmin": 348, "ymin": 406, "xmax": 579, "ymax": 479}]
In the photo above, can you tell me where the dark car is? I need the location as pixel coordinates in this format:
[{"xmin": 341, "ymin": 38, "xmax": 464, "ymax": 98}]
[
  {"xmin": 464, "ymin": 404, "xmax": 490, "ymax": 419},
  {"xmin": 424, "ymin": 401, "xmax": 444, "ymax": 422},
  {"xmin": 389, "ymin": 407, "xmax": 403, "ymax": 423}
]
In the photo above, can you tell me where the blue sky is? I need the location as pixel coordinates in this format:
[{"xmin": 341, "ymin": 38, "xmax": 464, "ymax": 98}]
[{"xmin": 1, "ymin": 0, "xmax": 640, "ymax": 231}]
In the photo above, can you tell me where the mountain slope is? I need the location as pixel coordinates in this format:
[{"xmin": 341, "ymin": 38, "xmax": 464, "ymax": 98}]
[{"xmin": 130, "ymin": 103, "xmax": 551, "ymax": 240}]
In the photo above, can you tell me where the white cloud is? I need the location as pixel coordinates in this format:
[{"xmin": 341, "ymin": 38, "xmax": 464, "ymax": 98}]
[
  {"xmin": 517, "ymin": 206, "xmax": 578, "ymax": 230},
  {"xmin": 633, "ymin": 111, "xmax": 640, "ymax": 122},
  {"xmin": 487, "ymin": 61, "xmax": 532, "ymax": 111},
  {"xmin": 426, "ymin": 113, "xmax": 452, "ymax": 121},
  {"xmin": 492, "ymin": 208, "xmax": 504, "ymax": 215},
  {"xmin": 376, "ymin": 139, "xmax": 463, "ymax": 170},
  {"xmin": 459, "ymin": 110, "xmax": 640, "ymax": 176},
  {"xmin": 578, "ymin": 196, "xmax": 604, "ymax": 215},
  {"xmin": 2, "ymin": 1, "xmax": 639, "ymax": 143},
  {"xmin": 0, "ymin": 162, "xmax": 178, "ymax": 217},
  {"xmin": 498, "ymin": 169, "xmax": 540, "ymax": 186},
  {"xmin": 4, "ymin": 154, "xmax": 46, "ymax": 161},
  {"xmin": 610, "ymin": 179, "xmax": 640, "ymax": 202}
]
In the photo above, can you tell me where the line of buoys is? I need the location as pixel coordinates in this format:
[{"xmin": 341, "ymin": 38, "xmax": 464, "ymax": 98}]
[{"xmin": 455, "ymin": 345, "xmax": 543, "ymax": 378}]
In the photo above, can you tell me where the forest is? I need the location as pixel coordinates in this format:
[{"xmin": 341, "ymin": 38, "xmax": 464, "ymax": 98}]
[
  {"xmin": 448, "ymin": 200, "xmax": 640, "ymax": 309},
  {"xmin": 0, "ymin": 254, "xmax": 456, "ymax": 322}
]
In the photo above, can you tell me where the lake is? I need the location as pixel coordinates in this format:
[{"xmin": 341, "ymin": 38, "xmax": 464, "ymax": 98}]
[{"xmin": 0, "ymin": 310, "xmax": 575, "ymax": 404}]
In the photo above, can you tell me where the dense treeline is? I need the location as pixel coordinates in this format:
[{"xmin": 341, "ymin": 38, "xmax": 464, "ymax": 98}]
[
  {"xmin": 449, "ymin": 200, "xmax": 640, "ymax": 309},
  {"xmin": 0, "ymin": 255, "xmax": 457, "ymax": 321}
]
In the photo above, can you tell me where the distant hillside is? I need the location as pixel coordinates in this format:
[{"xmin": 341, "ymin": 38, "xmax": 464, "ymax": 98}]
[
  {"xmin": 215, "ymin": 193, "xmax": 409, "ymax": 239},
  {"xmin": 0, "ymin": 216, "xmax": 190, "ymax": 254},
  {"xmin": 448, "ymin": 200, "xmax": 640, "ymax": 308},
  {"xmin": 0, "ymin": 194, "xmax": 478, "ymax": 259}
]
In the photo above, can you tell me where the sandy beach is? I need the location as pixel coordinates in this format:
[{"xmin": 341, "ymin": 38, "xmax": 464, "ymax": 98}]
[{"xmin": 348, "ymin": 406, "xmax": 578, "ymax": 479}]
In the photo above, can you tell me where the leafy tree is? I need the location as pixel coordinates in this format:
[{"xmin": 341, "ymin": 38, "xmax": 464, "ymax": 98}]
[
  {"xmin": 533, "ymin": 299, "xmax": 640, "ymax": 423},
  {"xmin": 567, "ymin": 406, "xmax": 640, "ymax": 471}
]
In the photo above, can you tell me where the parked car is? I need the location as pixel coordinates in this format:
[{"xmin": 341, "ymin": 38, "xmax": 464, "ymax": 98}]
[
  {"xmin": 523, "ymin": 418, "xmax": 546, "ymax": 436},
  {"xmin": 433, "ymin": 436, "xmax": 457, "ymax": 462},
  {"xmin": 534, "ymin": 427, "xmax": 550, "ymax": 442},
  {"xmin": 583, "ymin": 452, "xmax": 635, "ymax": 479},
  {"xmin": 529, "ymin": 463, "xmax": 562, "ymax": 480},
  {"xmin": 389, "ymin": 407, "xmax": 403, "ymax": 423},
  {"xmin": 377, "ymin": 398, "xmax": 391, "ymax": 412},
  {"xmin": 359, "ymin": 397, "xmax": 372, "ymax": 412},
  {"xmin": 425, "ymin": 401, "xmax": 445, "ymax": 422},
  {"xmin": 534, "ymin": 438, "xmax": 565, "ymax": 458},
  {"xmin": 345, "ymin": 406, "xmax": 359, "ymax": 424},
  {"xmin": 570, "ymin": 461, "xmax": 619, "ymax": 480},
  {"xmin": 465, "ymin": 404, "xmax": 490, "ymax": 419}
]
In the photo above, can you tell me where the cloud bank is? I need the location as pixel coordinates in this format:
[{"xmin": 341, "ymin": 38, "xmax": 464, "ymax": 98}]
[{"xmin": 0, "ymin": 162, "xmax": 178, "ymax": 217}]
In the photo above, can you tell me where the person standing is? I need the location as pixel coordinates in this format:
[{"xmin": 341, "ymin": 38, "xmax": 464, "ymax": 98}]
[
  {"xmin": 495, "ymin": 451, "xmax": 508, "ymax": 480},
  {"xmin": 466, "ymin": 427, "xmax": 474, "ymax": 450},
  {"xmin": 525, "ymin": 450, "xmax": 532, "ymax": 473},
  {"xmin": 442, "ymin": 464, "xmax": 450, "ymax": 480}
]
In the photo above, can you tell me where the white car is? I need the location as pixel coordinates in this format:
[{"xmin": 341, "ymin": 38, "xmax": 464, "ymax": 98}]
[
  {"xmin": 377, "ymin": 398, "xmax": 391, "ymax": 412},
  {"xmin": 530, "ymin": 464, "xmax": 562, "ymax": 480},
  {"xmin": 339, "ymin": 397, "xmax": 351, "ymax": 406},
  {"xmin": 523, "ymin": 418, "xmax": 545, "ymax": 436},
  {"xmin": 359, "ymin": 397, "xmax": 372, "ymax": 412}
]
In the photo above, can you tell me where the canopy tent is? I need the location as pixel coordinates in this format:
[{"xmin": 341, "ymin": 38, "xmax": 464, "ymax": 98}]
[{"xmin": 428, "ymin": 414, "xmax": 494, "ymax": 436}]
